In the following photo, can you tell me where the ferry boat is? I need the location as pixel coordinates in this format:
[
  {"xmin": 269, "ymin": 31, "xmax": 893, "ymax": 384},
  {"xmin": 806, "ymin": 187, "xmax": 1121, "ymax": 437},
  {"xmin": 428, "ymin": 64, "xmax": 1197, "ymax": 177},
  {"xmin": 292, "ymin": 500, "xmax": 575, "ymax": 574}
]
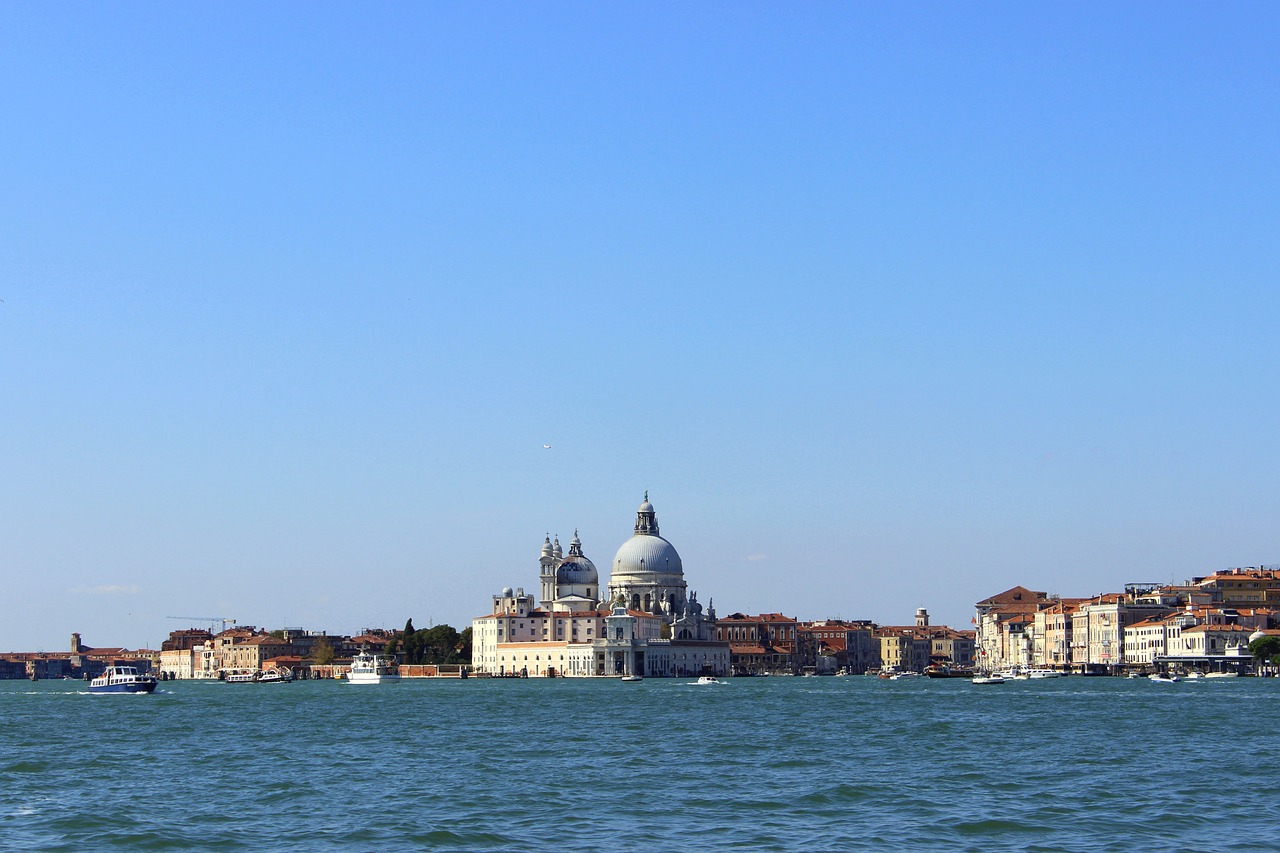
[
  {"xmin": 221, "ymin": 669, "xmax": 257, "ymax": 683},
  {"xmin": 89, "ymin": 666, "xmax": 158, "ymax": 694},
  {"xmin": 347, "ymin": 649, "xmax": 401, "ymax": 684},
  {"xmin": 925, "ymin": 665, "xmax": 976, "ymax": 679}
]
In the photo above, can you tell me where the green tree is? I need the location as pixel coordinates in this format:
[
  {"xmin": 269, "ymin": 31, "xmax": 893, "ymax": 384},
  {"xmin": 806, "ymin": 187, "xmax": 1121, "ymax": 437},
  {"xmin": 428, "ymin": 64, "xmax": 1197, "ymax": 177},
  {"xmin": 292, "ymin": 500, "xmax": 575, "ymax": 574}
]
[
  {"xmin": 1249, "ymin": 636, "xmax": 1280, "ymax": 660},
  {"xmin": 269, "ymin": 629, "xmax": 285, "ymax": 640},
  {"xmin": 309, "ymin": 635, "xmax": 335, "ymax": 666},
  {"xmin": 456, "ymin": 627, "xmax": 472, "ymax": 662}
]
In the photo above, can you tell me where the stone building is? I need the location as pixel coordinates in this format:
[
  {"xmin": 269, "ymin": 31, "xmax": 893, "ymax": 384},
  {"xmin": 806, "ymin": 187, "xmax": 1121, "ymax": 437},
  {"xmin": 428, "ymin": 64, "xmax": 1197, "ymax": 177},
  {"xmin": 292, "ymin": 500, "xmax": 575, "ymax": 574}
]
[{"xmin": 471, "ymin": 495, "xmax": 729, "ymax": 677}]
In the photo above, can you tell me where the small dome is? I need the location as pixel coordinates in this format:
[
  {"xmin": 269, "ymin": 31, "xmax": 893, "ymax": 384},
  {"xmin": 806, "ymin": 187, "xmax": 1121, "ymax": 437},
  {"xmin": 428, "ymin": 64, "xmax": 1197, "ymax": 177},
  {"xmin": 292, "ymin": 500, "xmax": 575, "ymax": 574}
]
[
  {"xmin": 556, "ymin": 556, "xmax": 598, "ymax": 585},
  {"xmin": 1250, "ymin": 629, "xmax": 1267, "ymax": 643},
  {"xmin": 502, "ymin": 587, "xmax": 514, "ymax": 597}
]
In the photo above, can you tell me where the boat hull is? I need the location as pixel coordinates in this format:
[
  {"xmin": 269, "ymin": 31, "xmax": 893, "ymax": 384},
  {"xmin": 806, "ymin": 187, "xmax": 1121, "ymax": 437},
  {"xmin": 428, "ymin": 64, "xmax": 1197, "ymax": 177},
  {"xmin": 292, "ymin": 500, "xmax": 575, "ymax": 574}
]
[
  {"xmin": 89, "ymin": 681, "xmax": 157, "ymax": 694},
  {"xmin": 347, "ymin": 674, "xmax": 401, "ymax": 685}
]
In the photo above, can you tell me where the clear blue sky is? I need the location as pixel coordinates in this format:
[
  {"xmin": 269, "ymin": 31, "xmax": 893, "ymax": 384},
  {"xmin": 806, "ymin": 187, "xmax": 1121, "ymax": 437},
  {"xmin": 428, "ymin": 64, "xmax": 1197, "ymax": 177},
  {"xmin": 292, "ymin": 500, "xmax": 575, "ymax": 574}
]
[{"xmin": 2, "ymin": 5, "xmax": 1277, "ymax": 651}]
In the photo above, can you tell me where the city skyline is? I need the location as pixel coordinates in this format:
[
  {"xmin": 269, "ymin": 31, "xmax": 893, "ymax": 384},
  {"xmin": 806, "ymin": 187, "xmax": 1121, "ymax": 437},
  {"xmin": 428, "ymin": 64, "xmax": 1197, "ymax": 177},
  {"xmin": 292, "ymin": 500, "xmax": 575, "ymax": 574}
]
[{"xmin": 3, "ymin": 6, "xmax": 1278, "ymax": 651}]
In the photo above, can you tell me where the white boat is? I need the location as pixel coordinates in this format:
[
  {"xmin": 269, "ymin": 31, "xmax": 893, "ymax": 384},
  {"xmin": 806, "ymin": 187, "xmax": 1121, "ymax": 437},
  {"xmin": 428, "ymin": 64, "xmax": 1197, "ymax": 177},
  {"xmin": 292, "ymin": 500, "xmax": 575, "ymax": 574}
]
[
  {"xmin": 255, "ymin": 667, "xmax": 295, "ymax": 684},
  {"xmin": 1149, "ymin": 673, "xmax": 1180, "ymax": 683},
  {"xmin": 1205, "ymin": 671, "xmax": 1239, "ymax": 679},
  {"xmin": 1028, "ymin": 669, "xmax": 1061, "ymax": 679},
  {"xmin": 889, "ymin": 671, "xmax": 921, "ymax": 680},
  {"xmin": 89, "ymin": 666, "xmax": 158, "ymax": 694},
  {"xmin": 1184, "ymin": 670, "xmax": 1205, "ymax": 680},
  {"xmin": 620, "ymin": 675, "xmax": 643, "ymax": 682},
  {"xmin": 971, "ymin": 675, "xmax": 1006, "ymax": 685},
  {"xmin": 693, "ymin": 675, "xmax": 723, "ymax": 685},
  {"xmin": 221, "ymin": 669, "xmax": 257, "ymax": 683},
  {"xmin": 347, "ymin": 649, "xmax": 401, "ymax": 684}
]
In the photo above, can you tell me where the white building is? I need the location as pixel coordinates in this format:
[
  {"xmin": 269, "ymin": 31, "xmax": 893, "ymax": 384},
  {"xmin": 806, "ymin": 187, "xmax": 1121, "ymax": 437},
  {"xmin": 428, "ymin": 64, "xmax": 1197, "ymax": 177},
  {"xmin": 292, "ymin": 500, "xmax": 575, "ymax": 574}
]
[{"xmin": 472, "ymin": 495, "xmax": 730, "ymax": 677}]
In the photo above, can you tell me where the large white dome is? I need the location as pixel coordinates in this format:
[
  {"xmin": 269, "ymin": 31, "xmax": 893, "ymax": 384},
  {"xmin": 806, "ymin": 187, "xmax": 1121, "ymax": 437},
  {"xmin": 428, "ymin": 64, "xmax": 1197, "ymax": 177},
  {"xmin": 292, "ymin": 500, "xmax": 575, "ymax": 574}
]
[{"xmin": 612, "ymin": 534, "xmax": 683, "ymax": 577}]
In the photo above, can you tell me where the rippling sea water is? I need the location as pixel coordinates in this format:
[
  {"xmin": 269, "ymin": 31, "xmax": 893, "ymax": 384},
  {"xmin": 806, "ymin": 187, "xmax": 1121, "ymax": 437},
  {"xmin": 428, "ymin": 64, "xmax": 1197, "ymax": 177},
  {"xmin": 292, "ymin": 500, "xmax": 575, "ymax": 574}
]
[{"xmin": 1, "ymin": 675, "xmax": 1276, "ymax": 851}]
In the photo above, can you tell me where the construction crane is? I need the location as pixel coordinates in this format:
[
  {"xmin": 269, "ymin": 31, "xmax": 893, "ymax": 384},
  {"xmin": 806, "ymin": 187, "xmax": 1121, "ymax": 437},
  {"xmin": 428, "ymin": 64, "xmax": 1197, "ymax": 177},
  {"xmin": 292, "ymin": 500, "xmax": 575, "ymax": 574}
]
[{"xmin": 167, "ymin": 616, "xmax": 237, "ymax": 633}]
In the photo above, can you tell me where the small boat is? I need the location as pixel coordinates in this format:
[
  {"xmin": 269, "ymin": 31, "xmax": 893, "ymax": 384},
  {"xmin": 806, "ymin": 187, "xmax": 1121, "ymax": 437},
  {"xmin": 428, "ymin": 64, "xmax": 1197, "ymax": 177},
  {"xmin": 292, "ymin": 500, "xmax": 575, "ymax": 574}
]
[
  {"xmin": 1027, "ymin": 669, "xmax": 1061, "ymax": 679},
  {"xmin": 889, "ymin": 671, "xmax": 921, "ymax": 680},
  {"xmin": 1184, "ymin": 670, "xmax": 1205, "ymax": 680},
  {"xmin": 1205, "ymin": 671, "xmax": 1239, "ymax": 679},
  {"xmin": 971, "ymin": 675, "xmax": 1006, "ymax": 685},
  {"xmin": 347, "ymin": 649, "xmax": 401, "ymax": 684},
  {"xmin": 255, "ymin": 667, "xmax": 295, "ymax": 684},
  {"xmin": 619, "ymin": 675, "xmax": 643, "ymax": 682},
  {"xmin": 693, "ymin": 675, "xmax": 723, "ymax": 685},
  {"xmin": 1149, "ymin": 673, "xmax": 1180, "ymax": 683},
  {"xmin": 89, "ymin": 666, "xmax": 158, "ymax": 694}
]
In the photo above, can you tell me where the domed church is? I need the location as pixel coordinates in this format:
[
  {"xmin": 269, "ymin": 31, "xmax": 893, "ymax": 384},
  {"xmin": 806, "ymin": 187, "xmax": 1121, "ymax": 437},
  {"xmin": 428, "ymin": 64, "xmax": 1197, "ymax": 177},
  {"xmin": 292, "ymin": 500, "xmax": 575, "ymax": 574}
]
[{"xmin": 471, "ymin": 495, "xmax": 729, "ymax": 678}]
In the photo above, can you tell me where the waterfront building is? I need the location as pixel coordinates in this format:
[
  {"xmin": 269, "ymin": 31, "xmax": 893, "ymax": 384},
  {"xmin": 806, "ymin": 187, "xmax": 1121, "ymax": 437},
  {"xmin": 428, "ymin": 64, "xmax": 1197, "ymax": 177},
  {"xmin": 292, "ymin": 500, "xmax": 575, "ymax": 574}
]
[
  {"xmin": 797, "ymin": 620, "xmax": 879, "ymax": 674},
  {"xmin": 716, "ymin": 613, "xmax": 799, "ymax": 674},
  {"xmin": 1194, "ymin": 567, "xmax": 1280, "ymax": 608},
  {"xmin": 875, "ymin": 625, "xmax": 930, "ymax": 673},
  {"xmin": 974, "ymin": 586, "xmax": 1048, "ymax": 673},
  {"xmin": 1032, "ymin": 597, "xmax": 1087, "ymax": 669},
  {"xmin": 471, "ymin": 496, "xmax": 730, "ymax": 677},
  {"xmin": 1070, "ymin": 592, "xmax": 1174, "ymax": 673}
]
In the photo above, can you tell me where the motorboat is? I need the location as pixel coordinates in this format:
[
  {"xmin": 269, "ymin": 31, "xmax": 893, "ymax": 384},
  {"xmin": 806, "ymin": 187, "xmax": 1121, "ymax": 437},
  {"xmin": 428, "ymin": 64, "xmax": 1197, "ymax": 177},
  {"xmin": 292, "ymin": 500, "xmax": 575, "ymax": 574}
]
[
  {"xmin": 347, "ymin": 649, "xmax": 401, "ymax": 684},
  {"xmin": 255, "ymin": 667, "xmax": 295, "ymax": 684},
  {"xmin": 925, "ymin": 665, "xmax": 976, "ymax": 678},
  {"xmin": 1205, "ymin": 671, "xmax": 1239, "ymax": 679},
  {"xmin": 619, "ymin": 675, "xmax": 643, "ymax": 682},
  {"xmin": 889, "ymin": 671, "xmax": 921, "ymax": 680},
  {"xmin": 693, "ymin": 675, "xmax": 723, "ymax": 685},
  {"xmin": 971, "ymin": 675, "xmax": 1006, "ymax": 685},
  {"xmin": 89, "ymin": 666, "xmax": 158, "ymax": 694},
  {"xmin": 1149, "ymin": 673, "xmax": 1180, "ymax": 683},
  {"xmin": 1027, "ymin": 669, "xmax": 1061, "ymax": 679}
]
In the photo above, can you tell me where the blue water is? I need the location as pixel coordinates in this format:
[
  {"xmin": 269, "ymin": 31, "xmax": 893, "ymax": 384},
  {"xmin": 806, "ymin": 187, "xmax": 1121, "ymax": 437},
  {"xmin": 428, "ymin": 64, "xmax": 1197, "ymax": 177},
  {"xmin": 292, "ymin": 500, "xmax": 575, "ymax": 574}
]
[{"xmin": 1, "ymin": 675, "xmax": 1276, "ymax": 851}]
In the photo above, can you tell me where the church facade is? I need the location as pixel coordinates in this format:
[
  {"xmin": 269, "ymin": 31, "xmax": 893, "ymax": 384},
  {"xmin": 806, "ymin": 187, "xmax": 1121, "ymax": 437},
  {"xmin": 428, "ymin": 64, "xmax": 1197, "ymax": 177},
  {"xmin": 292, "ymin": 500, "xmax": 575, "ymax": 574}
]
[{"xmin": 471, "ymin": 495, "xmax": 730, "ymax": 678}]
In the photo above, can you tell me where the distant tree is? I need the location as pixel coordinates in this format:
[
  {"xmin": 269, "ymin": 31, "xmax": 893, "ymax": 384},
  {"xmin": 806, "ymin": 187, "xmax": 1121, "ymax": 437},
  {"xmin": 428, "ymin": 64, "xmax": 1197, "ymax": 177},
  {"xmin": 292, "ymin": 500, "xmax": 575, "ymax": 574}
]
[
  {"xmin": 309, "ymin": 636, "xmax": 335, "ymax": 666},
  {"xmin": 1249, "ymin": 636, "xmax": 1280, "ymax": 660},
  {"xmin": 404, "ymin": 618, "xmax": 415, "ymax": 636},
  {"xmin": 457, "ymin": 627, "xmax": 472, "ymax": 662},
  {"xmin": 269, "ymin": 629, "xmax": 285, "ymax": 640},
  {"xmin": 384, "ymin": 637, "xmax": 400, "ymax": 657}
]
